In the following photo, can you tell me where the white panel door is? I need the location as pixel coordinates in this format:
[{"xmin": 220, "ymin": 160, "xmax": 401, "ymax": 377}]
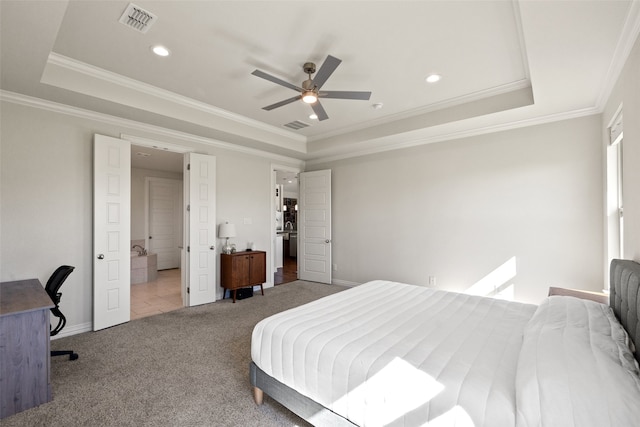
[
  {"xmin": 148, "ymin": 178, "xmax": 181, "ymax": 270},
  {"xmin": 299, "ymin": 170, "xmax": 332, "ymax": 284},
  {"xmin": 185, "ymin": 153, "xmax": 217, "ymax": 306},
  {"xmin": 93, "ymin": 134, "xmax": 131, "ymax": 331}
]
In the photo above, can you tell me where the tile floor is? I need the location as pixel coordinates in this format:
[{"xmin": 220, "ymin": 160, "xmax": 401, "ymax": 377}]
[
  {"xmin": 131, "ymin": 268, "xmax": 182, "ymax": 320},
  {"xmin": 132, "ymin": 259, "xmax": 297, "ymax": 320}
]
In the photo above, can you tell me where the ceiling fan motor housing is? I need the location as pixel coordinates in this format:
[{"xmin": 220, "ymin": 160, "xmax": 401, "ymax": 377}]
[{"xmin": 303, "ymin": 62, "xmax": 316, "ymax": 75}]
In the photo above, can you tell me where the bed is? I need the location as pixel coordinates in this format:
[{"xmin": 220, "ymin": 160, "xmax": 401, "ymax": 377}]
[{"xmin": 250, "ymin": 259, "xmax": 640, "ymax": 426}]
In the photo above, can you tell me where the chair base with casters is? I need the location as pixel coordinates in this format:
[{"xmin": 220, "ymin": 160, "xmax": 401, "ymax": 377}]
[
  {"xmin": 51, "ymin": 349, "xmax": 79, "ymax": 360},
  {"xmin": 45, "ymin": 265, "xmax": 79, "ymax": 361}
]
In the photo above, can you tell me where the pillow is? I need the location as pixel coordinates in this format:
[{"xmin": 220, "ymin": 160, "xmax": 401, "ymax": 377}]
[{"xmin": 515, "ymin": 296, "xmax": 640, "ymax": 427}]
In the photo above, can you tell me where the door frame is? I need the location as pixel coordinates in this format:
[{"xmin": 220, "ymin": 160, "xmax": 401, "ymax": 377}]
[
  {"xmin": 124, "ymin": 135, "xmax": 193, "ymax": 309},
  {"xmin": 271, "ymin": 163, "xmax": 301, "ymax": 284}
]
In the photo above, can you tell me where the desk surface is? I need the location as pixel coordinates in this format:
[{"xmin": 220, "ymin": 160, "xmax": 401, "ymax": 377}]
[{"xmin": 0, "ymin": 279, "xmax": 53, "ymax": 317}]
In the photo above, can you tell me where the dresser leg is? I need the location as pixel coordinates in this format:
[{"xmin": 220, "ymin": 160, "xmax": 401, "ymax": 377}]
[
  {"xmin": 260, "ymin": 284, "xmax": 264, "ymax": 295},
  {"xmin": 232, "ymin": 289, "xmax": 237, "ymax": 303}
]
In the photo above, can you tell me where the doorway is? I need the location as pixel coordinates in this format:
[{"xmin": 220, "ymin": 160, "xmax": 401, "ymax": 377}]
[
  {"xmin": 94, "ymin": 135, "xmax": 217, "ymax": 329},
  {"xmin": 130, "ymin": 145, "xmax": 183, "ymax": 319},
  {"xmin": 274, "ymin": 168, "xmax": 299, "ymax": 285}
]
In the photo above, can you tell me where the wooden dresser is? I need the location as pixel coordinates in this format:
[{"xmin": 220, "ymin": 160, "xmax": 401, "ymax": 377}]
[
  {"xmin": 0, "ymin": 279, "xmax": 54, "ymax": 419},
  {"xmin": 221, "ymin": 251, "xmax": 266, "ymax": 303}
]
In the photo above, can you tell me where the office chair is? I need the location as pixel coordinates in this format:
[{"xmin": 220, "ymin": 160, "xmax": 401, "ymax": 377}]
[{"xmin": 45, "ymin": 265, "xmax": 79, "ymax": 360}]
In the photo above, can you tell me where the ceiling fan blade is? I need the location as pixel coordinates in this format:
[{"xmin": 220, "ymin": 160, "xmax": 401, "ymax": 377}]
[
  {"xmin": 263, "ymin": 95, "xmax": 301, "ymax": 111},
  {"xmin": 312, "ymin": 55, "xmax": 342, "ymax": 89},
  {"xmin": 311, "ymin": 101, "xmax": 329, "ymax": 121},
  {"xmin": 252, "ymin": 70, "xmax": 303, "ymax": 92},
  {"xmin": 320, "ymin": 91, "xmax": 372, "ymax": 100}
]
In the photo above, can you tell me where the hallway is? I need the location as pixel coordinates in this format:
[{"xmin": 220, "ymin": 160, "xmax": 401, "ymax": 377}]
[{"xmin": 274, "ymin": 256, "xmax": 297, "ymax": 285}]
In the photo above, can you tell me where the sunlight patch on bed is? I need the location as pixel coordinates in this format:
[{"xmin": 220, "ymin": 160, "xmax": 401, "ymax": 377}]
[
  {"xmin": 428, "ymin": 405, "xmax": 475, "ymax": 427},
  {"xmin": 465, "ymin": 256, "xmax": 517, "ymax": 300},
  {"xmin": 334, "ymin": 357, "xmax": 444, "ymax": 425}
]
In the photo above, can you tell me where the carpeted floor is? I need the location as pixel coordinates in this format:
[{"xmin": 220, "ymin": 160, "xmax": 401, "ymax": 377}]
[{"xmin": 3, "ymin": 280, "xmax": 346, "ymax": 426}]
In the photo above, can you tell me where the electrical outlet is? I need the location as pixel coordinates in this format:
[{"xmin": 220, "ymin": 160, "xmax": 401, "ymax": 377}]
[
  {"xmin": 243, "ymin": 217, "xmax": 252, "ymax": 225},
  {"xmin": 428, "ymin": 276, "xmax": 436, "ymax": 287}
]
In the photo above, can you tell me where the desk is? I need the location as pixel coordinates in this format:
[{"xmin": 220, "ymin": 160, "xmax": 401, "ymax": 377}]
[{"xmin": 0, "ymin": 279, "xmax": 54, "ymax": 419}]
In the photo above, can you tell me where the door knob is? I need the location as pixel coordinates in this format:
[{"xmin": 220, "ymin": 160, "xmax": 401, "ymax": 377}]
[
  {"xmin": 210, "ymin": 246, "xmax": 215, "ymax": 250},
  {"xmin": 325, "ymin": 239, "xmax": 331, "ymax": 243},
  {"xmin": 97, "ymin": 254, "xmax": 104, "ymax": 259}
]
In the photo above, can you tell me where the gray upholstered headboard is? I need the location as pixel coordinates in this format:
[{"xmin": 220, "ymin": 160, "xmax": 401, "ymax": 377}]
[{"xmin": 610, "ymin": 259, "xmax": 640, "ymax": 363}]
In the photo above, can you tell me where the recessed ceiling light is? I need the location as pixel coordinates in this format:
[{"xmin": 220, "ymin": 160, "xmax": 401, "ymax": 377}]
[
  {"xmin": 151, "ymin": 45, "xmax": 170, "ymax": 57},
  {"xmin": 372, "ymin": 102, "xmax": 384, "ymax": 110},
  {"xmin": 309, "ymin": 114, "xmax": 318, "ymax": 120},
  {"xmin": 426, "ymin": 74, "xmax": 441, "ymax": 83}
]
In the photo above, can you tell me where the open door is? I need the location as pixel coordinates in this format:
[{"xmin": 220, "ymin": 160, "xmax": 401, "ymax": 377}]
[
  {"xmin": 93, "ymin": 134, "xmax": 131, "ymax": 330},
  {"xmin": 298, "ymin": 170, "xmax": 332, "ymax": 284},
  {"xmin": 185, "ymin": 153, "xmax": 217, "ymax": 306}
]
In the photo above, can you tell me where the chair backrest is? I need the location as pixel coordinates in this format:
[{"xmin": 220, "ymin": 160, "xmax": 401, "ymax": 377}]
[
  {"xmin": 46, "ymin": 265, "xmax": 74, "ymax": 337},
  {"xmin": 45, "ymin": 265, "xmax": 75, "ymax": 305}
]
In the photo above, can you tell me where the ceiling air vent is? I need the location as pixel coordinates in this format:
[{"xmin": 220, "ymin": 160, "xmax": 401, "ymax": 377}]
[
  {"xmin": 284, "ymin": 121, "xmax": 310, "ymax": 130},
  {"xmin": 119, "ymin": 3, "xmax": 157, "ymax": 34}
]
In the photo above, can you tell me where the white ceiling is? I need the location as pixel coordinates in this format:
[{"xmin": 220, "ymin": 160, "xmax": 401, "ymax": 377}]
[{"xmin": 1, "ymin": 1, "xmax": 639, "ymax": 163}]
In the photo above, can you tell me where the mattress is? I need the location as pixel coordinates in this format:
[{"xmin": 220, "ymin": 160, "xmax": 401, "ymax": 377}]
[{"xmin": 251, "ymin": 280, "xmax": 537, "ymax": 426}]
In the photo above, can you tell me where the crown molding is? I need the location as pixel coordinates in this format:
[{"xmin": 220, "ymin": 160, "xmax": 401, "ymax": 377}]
[
  {"xmin": 3, "ymin": 89, "xmax": 600, "ymax": 167},
  {"xmin": 595, "ymin": 0, "xmax": 640, "ymax": 110},
  {"xmin": 0, "ymin": 90, "xmax": 305, "ymax": 166},
  {"xmin": 44, "ymin": 53, "xmax": 307, "ymax": 149},
  {"xmin": 306, "ymin": 106, "xmax": 600, "ymax": 166},
  {"xmin": 308, "ymin": 79, "xmax": 532, "ymax": 144}
]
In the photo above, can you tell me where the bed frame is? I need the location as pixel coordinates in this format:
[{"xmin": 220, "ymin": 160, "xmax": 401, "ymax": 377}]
[
  {"xmin": 250, "ymin": 259, "xmax": 640, "ymax": 424},
  {"xmin": 250, "ymin": 362, "xmax": 356, "ymax": 426}
]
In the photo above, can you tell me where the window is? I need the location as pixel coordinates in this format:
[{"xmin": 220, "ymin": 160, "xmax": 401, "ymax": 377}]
[{"xmin": 606, "ymin": 108, "xmax": 623, "ymax": 277}]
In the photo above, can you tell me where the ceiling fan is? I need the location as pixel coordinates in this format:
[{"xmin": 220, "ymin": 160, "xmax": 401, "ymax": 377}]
[{"xmin": 251, "ymin": 55, "xmax": 372, "ymax": 121}]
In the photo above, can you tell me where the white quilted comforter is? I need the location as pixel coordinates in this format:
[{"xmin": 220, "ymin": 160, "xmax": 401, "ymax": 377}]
[
  {"xmin": 251, "ymin": 281, "xmax": 640, "ymax": 426},
  {"xmin": 252, "ymin": 281, "xmax": 536, "ymax": 426}
]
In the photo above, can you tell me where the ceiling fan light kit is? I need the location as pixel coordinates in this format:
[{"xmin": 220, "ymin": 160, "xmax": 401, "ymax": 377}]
[
  {"xmin": 302, "ymin": 91, "xmax": 318, "ymax": 104},
  {"xmin": 251, "ymin": 55, "xmax": 372, "ymax": 121}
]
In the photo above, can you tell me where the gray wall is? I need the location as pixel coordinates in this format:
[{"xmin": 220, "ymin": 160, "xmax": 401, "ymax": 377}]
[
  {"xmin": 2, "ymin": 35, "xmax": 639, "ymax": 330},
  {"xmin": 0, "ymin": 102, "xmax": 292, "ymax": 332},
  {"xmin": 309, "ymin": 115, "xmax": 603, "ymax": 304}
]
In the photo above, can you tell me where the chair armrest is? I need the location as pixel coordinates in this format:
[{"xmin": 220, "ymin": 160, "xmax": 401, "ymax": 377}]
[{"xmin": 548, "ymin": 287, "xmax": 609, "ymax": 304}]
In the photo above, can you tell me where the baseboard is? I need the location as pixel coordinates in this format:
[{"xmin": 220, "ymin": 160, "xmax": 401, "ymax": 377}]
[
  {"xmin": 331, "ymin": 279, "xmax": 360, "ymax": 287},
  {"xmin": 51, "ymin": 321, "xmax": 92, "ymax": 339}
]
